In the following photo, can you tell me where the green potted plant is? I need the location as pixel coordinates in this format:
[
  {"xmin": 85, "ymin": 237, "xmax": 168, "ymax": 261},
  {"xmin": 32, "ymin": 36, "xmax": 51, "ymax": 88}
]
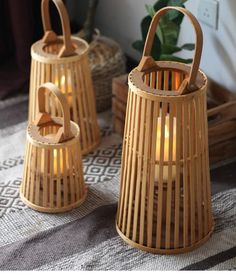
[{"xmin": 133, "ymin": 0, "xmax": 195, "ymax": 63}]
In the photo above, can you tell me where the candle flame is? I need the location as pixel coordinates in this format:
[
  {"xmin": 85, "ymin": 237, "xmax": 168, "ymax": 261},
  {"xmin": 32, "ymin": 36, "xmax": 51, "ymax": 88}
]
[
  {"xmin": 54, "ymin": 71, "xmax": 73, "ymax": 106},
  {"xmin": 155, "ymin": 113, "xmax": 177, "ymax": 182},
  {"xmin": 54, "ymin": 75, "xmax": 65, "ymax": 88},
  {"xmin": 157, "ymin": 124, "xmax": 170, "ymax": 139},
  {"xmin": 61, "ymin": 75, "xmax": 65, "ymax": 86}
]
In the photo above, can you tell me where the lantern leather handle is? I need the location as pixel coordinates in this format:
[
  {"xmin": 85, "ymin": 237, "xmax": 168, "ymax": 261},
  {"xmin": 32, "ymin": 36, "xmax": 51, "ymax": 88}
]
[
  {"xmin": 41, "ymin": 0, "xmax": 75, "ymax": 58},
  {"xmin": 35, "ymin": 83, "xmax": 74, "ymax": 143},
  {"xmin": 137, "ymin": 7, "xmax": 203, "ymax": 95}
]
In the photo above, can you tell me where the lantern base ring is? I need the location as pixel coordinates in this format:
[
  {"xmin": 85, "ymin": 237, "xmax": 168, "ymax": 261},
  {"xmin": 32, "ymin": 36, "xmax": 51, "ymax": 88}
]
[
  {"xmin": 116, "ymin": 222, "xmax": 214, "ymax": 255},
  {"xmin": 19, "ymin": 186, "xmax": 88, "ymax": 214}
]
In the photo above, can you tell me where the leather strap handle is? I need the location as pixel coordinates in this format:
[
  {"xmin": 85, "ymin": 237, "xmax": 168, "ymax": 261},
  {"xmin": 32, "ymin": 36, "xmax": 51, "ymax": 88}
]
[
  {"xmin": 41, "ymin": 0, "xmax": 75, "ymax": 58},
  {"xmin": 35, "ymin": 83, "xmax": 74, "ymax": 143},
  {"xmin": 137, "ymin": 7, "xmax": 203, "ymax": 94}
]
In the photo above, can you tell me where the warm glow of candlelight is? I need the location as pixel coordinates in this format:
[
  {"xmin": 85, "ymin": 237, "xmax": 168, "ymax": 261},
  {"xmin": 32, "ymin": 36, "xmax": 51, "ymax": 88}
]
[
  {"xmin": 51, "ymin": 148, "xmax": 69, "ymax": 176},
  {"xmin": 155, "ymin": 113, "xmax": 176, "ymax": 183},
  {"xmin": 54, "ymin": 71, "xmax": 73, "ymax": 106},
  {"xmin": 52, "ymin": 149, "xmax": 63, "ymax": 175},
  {"xmin": 42, "ymin": 134, "xmax": 69, "ymax": 176}
]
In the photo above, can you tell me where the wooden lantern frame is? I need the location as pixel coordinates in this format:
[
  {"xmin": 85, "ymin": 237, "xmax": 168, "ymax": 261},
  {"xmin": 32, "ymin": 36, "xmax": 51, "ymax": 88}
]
[
  {"xmin": 21, "ymin": 83, "xmax": 87, "ymax": 213},
  {"xmin": 28, "ymin": 0, "xmax": 100, "ymax": 155},
  {"xmin": 116, "ymin": 7, "xmax": 214, "ymax": 254}
]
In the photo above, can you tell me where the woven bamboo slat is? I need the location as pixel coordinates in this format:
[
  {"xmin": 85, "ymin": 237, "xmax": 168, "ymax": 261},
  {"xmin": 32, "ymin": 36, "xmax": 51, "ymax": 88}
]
[
  {"xmin": 21, "ymin": 83, "xmax": 87, "ymax": 213},
  {"xmin": 28, "ymin": 0, "xmax": 100, "ymax": 155},
  {"xmin": 116, "ymin": 7, "xmax": 214, "ymax": 254}
]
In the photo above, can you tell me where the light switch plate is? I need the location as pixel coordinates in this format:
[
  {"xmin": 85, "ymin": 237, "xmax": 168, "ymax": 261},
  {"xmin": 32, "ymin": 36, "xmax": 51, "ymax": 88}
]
[{"xmin": 198, "ymin": 0, "xmax": 219, "ymax": 29}]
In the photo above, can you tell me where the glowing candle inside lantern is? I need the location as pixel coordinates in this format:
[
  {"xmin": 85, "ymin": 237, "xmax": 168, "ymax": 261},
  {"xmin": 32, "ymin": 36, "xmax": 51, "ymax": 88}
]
[
  {"xmin": 42, "ymin": 134, "xmax": 69, "ymax": 176},
  {"xmin": 51, "ymin": 148, "xmax": 70, "ymax": 176},
  {"xmin": 52, "ymin": 149, "xmax": 63, "ymax": 175},
  {"xmin": 155, "ymin": 114, "xmax": 176, "ymax": 183},
  {"xmin": 55, "ymin": 72, "xmax": 73, "ymax": 107}
]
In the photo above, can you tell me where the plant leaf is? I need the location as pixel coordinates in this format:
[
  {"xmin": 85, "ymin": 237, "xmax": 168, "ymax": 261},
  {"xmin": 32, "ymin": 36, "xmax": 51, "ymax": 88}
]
[
  {"xmin": 132, "ymin": 37, "xmax": 161, "ymax": 60},
  {"xmin": 156, "ymin": 25, "xmax": 164, "ymax": 44},
  {"xmin": 154, "ymin": 0, "xmax": 169, "ymax": 11},
  {"xmin": 166, "ymin": 10, "xmax": 184, "ymax": 24},
  {"xmin": 172, "ymin": 12, "xmax": 185, "ymax": 25},
  {"xmin": 168, "ymin": 0, "xmax": 187, "ymax": 6},
  {"xmin": 159, "ymin": 54, "xmax": 193, "ymax": 63},
  {"xmin": 151, "ymin": 35, "xmax": 162, "ymax": 60},
  {"xmin": 167, "ymin": 0, "xmax": 187, "ymax": 25},
  {"xmin": 132, "ymin": 40, "xmax": 145, "ymax": 54},
  {"xmin": 181, "ymin": 43, "xmax": 195, "ymax": 51},
  {"xmin": 161, "ymin": 44, "xmax": 182, "ymax": 54},
  {"xmin": 141, "ymin": 16, "xmax": 152, "ymax": 41},
  {"xmin": 157, "ymin": 16, "xmax": 180, "ymax": 45},
  {"xmin": 145, "ymin": 4, "xmax": 156, "ymax": 17}
]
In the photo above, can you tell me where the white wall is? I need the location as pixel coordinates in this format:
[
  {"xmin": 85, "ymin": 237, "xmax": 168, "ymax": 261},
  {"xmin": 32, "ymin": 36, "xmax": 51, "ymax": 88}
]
[
  {"xmin": 68, "ymin": 0, "xmax": 236, "ymax": 92},
  {"xmin": 95, "ymin": 0, "xmax": 155, "ymax": 60},
  {"xmin": 181, "ymin": 0, "xmax": 236, "ymax": 92}
]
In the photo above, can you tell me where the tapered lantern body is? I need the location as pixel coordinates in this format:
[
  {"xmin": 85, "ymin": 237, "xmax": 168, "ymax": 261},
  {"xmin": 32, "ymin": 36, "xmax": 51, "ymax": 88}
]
[
  {"xmin": 21, "ymin": 83, "xmax": 87, "ymax": 213},
  {"xmin": 116, "ymin": 7, "xmax": 214, "ymax": 254},
  {"xmin": 29, "ymin": 0, "xmax": 100, "ymax": 155}
]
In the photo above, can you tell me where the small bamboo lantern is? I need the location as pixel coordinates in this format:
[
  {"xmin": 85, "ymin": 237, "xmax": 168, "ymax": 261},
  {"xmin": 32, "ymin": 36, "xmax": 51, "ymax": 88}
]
[
  {"xmin": 29, "ymin": 0, "xmax": 100, "ymax": 155},
  {"xmin": 116, "ymin": 7, "xmax": 214, "ymax": 254},
  {"xmin": 21, "ymin": 83, "xmax": 87, "ymax": 213}
]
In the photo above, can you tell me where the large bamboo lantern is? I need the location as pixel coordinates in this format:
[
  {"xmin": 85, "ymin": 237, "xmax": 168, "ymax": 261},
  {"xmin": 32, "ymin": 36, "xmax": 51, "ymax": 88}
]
[
  {"xmin": 116, "ymin": 7, "xmax": 214, "ymax": 254},
  {"xmin": 21, "ymin": 83, "xmax": 87, "ymax": 213},
  {"xmin": 29, "ymin": 0, "xmax": 100, "ymax": 155}
]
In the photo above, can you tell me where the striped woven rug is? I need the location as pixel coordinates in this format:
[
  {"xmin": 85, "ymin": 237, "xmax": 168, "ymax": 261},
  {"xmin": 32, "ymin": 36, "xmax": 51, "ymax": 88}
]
[{"xmin": 0, "ymin": 96, "xmax": 235, "ymax": 270}]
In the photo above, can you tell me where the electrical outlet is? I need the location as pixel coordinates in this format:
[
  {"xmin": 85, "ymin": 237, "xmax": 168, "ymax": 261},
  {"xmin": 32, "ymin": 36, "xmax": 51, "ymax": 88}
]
[{"xmin": 198, "ymin": 0, "xmax": 219, "ymax": 29}]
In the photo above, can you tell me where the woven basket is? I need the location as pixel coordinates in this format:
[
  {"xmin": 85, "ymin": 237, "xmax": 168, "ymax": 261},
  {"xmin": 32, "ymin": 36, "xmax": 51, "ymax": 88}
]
[{"xmin": 87, "ymin": 31, "xmax": 126, "ymax": 112}]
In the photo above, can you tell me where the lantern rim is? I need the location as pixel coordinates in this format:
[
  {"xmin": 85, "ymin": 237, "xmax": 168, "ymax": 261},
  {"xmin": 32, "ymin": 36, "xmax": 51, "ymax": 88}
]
[
  {"xmin": 31, "ymin": 36, "xmax": 89, "ymax": 64},
  {"xmin": 129, "ymin": 61, "xmax": 208, "ymax": 100},
  {"xmin": 27, "ymin": 117, "xmax": 80, "ymax": 148}
]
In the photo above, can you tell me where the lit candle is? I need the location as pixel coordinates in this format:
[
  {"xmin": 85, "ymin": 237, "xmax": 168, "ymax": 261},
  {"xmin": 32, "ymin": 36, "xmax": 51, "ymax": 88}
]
[
  {"xmin": 54, "ymin": 71, "xmax": 73, "ymax": 107},
  {"xmin": 50, "ymin": 148, "xmax": 69, "ymax": 176},
  {"xmin": 155, "ymin": 113, "xmax": 176, "ymax": 183},
  {"xmin": 42, "ymin": 134, "xmax": 69, "ymax": 176},
  {"xmin": 52, "ymin": 149, "xmax": 63, "ymax": 175}
]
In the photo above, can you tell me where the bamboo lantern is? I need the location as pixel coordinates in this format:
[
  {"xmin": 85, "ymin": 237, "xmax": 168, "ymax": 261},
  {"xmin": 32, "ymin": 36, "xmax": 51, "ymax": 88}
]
[
  {"xmin": 28, "ymin": 0, "xmax": 100, "ymax": 155},
  {"xmin": 21, "ymin": 83, "xmax": 87, "ymax": 213},
  {"xmin": 116, "ymin": 7, "xmax": 214, "ymax": 254}
]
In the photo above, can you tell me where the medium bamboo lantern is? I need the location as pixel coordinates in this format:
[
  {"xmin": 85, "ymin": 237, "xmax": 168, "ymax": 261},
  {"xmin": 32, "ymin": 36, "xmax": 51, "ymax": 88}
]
[
  {"xmin": 116, "ymin": 7, "xmax": 214, "ymax": 254},
  {"xmin": 29, "ymin": 0, "xmax": 100, "ymax": 155},
  {"xmin": 21, "ymin": 83, "xmax": 87, "ymax": 213}
]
